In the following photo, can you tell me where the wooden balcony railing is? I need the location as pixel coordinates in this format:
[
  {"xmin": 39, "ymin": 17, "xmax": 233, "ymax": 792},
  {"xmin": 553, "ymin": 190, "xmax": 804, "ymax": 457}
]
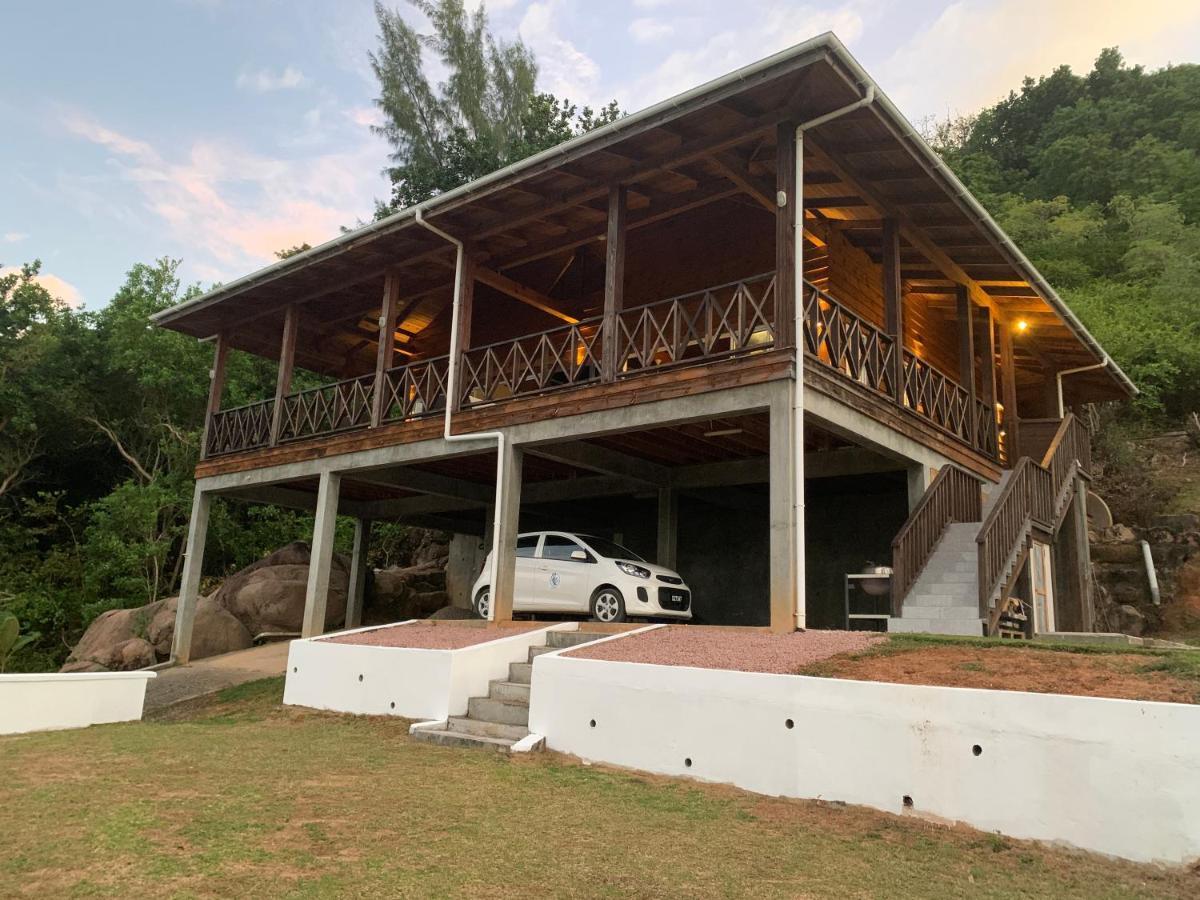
[
  {"xmin": 890, "ymin": 465, "xmax": 984, "ymax": 613},
  {"xmin": 459, "ymin": 319, "xmax": 603, "ymax": 408},
  {"xmin": 615, "ymin": 273, "xmax": 776, "ymax": 374},
  {"xmin": 205, "ymin": 398, "xmax": 274, "ymax": 457},
  {"xmin": 202, "ymin": 273, "xmax": 1005, "ymax": 461},
  {"xmin": 381, "ymin": 355, "xmax": 449, "ymax": 422}
]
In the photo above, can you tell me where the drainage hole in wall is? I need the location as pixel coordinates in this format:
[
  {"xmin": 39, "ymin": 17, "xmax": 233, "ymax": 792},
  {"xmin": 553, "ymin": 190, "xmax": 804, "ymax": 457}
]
[
  {"xmin": 358, "ymin": 674, "xmax": 364, "ymax": 682},
  {"xmin": 684, "ymin": 758, "xmax": 692, "ymax": 768},
  {"xmin": 292, "ymin": 667, "xmax": 297, "ymax": 674},
  {"xmin": 972, "ymin": 744, "xmax": 983, "ymax": 757},
  {"xmin": 902, "ymin": 795, "xmax": 913, "ymax": 809},
  {"xmin": 390, "ymin": 702, "xmax": 396, "ymax": 710},
  {"xmin": 785, "ymin": 718, "xmax": 795, "ymax": 730},
  {"xmin": 589, "ymin": 719, "xmax": 596, "ymax": 728}
]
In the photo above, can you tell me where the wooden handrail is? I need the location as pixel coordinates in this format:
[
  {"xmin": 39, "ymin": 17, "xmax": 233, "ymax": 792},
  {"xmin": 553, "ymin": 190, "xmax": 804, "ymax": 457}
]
[{"xmin": 890, "ymin": 464, "xmax": 984, "ymax": 614}]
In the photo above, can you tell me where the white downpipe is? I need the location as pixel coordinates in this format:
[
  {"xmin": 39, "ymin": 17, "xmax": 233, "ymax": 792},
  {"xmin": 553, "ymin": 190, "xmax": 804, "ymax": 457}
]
[
  {"xmin": 791, "ymin": 87, "xmax": 876, "ymax": 630},
  {"xmin": 1055, "ymin": 358, "xmax": 1109, "ymax": 418},
  {"xmin": 415, "ymin": 207, "xmax": 505, "ymax": 622}
]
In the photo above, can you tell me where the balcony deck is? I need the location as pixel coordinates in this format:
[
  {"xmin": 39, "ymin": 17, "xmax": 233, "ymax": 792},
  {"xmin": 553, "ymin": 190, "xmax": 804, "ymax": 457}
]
[{"xmin": 198, "ymin": 274, "xmax": 999, "ymax": 478}]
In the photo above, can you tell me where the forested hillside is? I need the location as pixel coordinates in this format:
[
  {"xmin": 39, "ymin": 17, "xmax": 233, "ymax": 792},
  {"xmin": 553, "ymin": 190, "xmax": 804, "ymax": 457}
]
[{"xmin": 1, "ymin": 45, "xmax": 1197, "ymax": 670}]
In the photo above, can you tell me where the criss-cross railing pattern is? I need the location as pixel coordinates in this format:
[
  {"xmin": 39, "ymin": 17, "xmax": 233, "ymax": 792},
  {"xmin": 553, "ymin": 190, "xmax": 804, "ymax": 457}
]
[
  {"xmin": 381, "ymin": 355, "xmax": 450, "ymax": 422},
  {"xmin": 802, "ymin": 281, "xmax": 895, "ymax": 397},
  {"xmin": 205, "ymin": 399, "xmax": 274, "ymax": 457},
  {"xmin": 902, "ymin": 353, "xmax": 973, "ymax": 445},
  {"xmin": 279, "ymin": 374, "xmax": 375, "ymax": 443},
  {"xmin": 459, "ymin": 319, "xmax": 604, "ymax": 407},
  {"xmin": 615, "ymin": 273, "xmax": 776, "ymax": 374}
]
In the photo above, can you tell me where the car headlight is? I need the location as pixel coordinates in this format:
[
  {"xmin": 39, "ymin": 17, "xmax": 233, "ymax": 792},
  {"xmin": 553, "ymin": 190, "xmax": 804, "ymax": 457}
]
[{"xmin": 616, "ymin": 561, "xmax": 651, "ymax": 579}]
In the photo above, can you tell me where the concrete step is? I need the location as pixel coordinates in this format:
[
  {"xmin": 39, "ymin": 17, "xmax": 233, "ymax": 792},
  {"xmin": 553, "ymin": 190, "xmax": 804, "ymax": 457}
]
[
  {"xmin": 528, "ymin": 645, "xmax": 557, "ymax": 662},
  {"xmin": 489, "ymin": 679, "xmax": 530, "ymax": 703},
  {"xmin": 906, "ymin": 592, "xmax": 970, "ymax": 607},
  {"xmin": 467, "ymin": 696, "xmax": 529, "ymax": 727},
  {"xmin": 545, "ymin": 630, "xmax": 607, "ymax": 649},
  {"xmin": 446, "ymin": 716, "xmax": 528, "ymax": 741},
  {"xmin": 412, "ymin": 727, "xmax": 515, "ymax": 751},
  {"xmin": 889, "ymin": 617, "xmax": 984, "ymax": 636},
  {"xmin": 900, "ymin": 604, "xmax": 983, "ymax": 620},
  {"xmin": 508, "ymin": 662, "xmax": 533, "ymax": 684}
]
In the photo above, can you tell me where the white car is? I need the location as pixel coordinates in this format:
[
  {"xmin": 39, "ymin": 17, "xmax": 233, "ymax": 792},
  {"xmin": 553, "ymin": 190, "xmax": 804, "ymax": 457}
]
[{"xmin": 470, "ymin": 531, "xmax": 693, "ymax": 623}]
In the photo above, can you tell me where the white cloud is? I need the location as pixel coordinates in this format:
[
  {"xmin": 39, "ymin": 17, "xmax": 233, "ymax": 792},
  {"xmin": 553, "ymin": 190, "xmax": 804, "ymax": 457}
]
[
  {"xmin": 878, "ymin": 0, "xmax": 1200, "ymax": 121},
  {"xmin": 2, "ymin": 232, "xmax": 27, "ymax": 243},
  {"xmin": 0, "ymin": 265, "xmax": 83, "ymax": 308},
  {"xmin": 519, "ymin": 1, "xmax": 602, "ymax": 104},
  {"xmin": 236, "ymin": 65, "xmax": 309, "ymax": 93},
  {"xmin": 60, "ymin": 111, "xmax": 383, "ymax": 281},
  {"xmin": 629, "ymin": 17, "xmax": 673, "ymax": 42}
]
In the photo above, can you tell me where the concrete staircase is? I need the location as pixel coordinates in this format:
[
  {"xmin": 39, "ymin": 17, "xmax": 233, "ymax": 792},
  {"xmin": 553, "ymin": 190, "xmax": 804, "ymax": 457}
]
[
  {"xmin": 412, "ymin": 629, "xmax": 605, "ymax": 752},
  {"xmin": 890, "ymin": 471, "xmax": 1014, "ymax": 637}
]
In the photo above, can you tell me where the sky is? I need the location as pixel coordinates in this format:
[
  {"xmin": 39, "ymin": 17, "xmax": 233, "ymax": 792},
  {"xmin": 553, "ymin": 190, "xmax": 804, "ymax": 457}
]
[{"xmin": 3, "ymin": 0, "xmax": 1199, "ymax": 309}]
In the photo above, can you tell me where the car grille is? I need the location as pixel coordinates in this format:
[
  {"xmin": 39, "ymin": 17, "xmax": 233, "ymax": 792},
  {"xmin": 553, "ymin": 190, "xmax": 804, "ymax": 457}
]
[
  {"xmin": 657, "ymin": 575, "xmax": 683, "ymax": 585},
  {"xmin": 658, "ymin": 587, "xmax": 690, "ymax": 611}
]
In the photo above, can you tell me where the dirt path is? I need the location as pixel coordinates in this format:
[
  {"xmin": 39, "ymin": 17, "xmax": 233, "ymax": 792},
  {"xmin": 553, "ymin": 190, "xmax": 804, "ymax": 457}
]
[{"xmin": 143, "ymin": 641, "xmax": 291, "ymax": 712}]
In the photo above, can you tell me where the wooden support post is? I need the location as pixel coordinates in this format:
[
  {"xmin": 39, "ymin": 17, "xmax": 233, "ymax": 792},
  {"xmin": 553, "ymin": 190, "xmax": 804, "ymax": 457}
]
[
  {"xmin": 775, "ymin": 121, "xmax": 797, "ymax": 348},
  {"xmin": 979, "ymin": 306, "xmax": 997, "ymax": 408},
  {"xmin": 956, "ymin": 284, "xmax": 977, "ymax": 446},
  {"xmin": 345, "ymin": 518, "xmax": 372, "ymax": 630},
  {"xmin": 998, "ymin": 321, "xmax": 1021, "ymax": 460},
  {"xmin": 372, "ymin": 272, "xmax": 401, "ymax": 426},
  {"xmin": 602, "ymin": 185, "xmax": 627, "ymax": 382},
  {"xmin": 656, "ymin": 488, "xmax": 679, "ymax": 570},
  {"xmin": 301, "ymin": 470, "xmax": 341, "ymax": 638},
  {"xmin": 882, "ymin": 218, "xmax": 904, "ymax": 402},
  {"xmin": 200, "ymin": 334, "xmax": 229, "ymax": 460},
  {"xmin": 269, "ymin": 306, "xmax": 299, "ymax": 446},
  {"xmin": 769, "ymin": 381, "xmax": 797, "ymax": 633},
  {"xmin": 1072, "ymin": 474, "xmax": 1095, "ymax": 632},
  {"xmin": 171, "ymin": 486, "xmax": 211, "ymax": 665},
  {"xmin": 452, "ymin": 251, "xmax": 475, "ymax": 412},
  {"xmin": 490, "ymin": 443, "xmax": 523, "ymax": 623}
]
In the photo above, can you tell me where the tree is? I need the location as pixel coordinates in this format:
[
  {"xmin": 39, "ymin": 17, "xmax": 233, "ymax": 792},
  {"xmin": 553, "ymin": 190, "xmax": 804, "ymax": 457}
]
[{"xmin": 370, "ymin": 1, "xmax": 619, "ymax": 213}]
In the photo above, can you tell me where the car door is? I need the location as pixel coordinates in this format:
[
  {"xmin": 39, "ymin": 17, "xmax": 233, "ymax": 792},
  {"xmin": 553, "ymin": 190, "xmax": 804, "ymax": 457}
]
[
  {"xmin": 535, "ymin": 534, "xmax": 593, "ymax": 613},
  {"xmin": 512, "ymin": 534, "xmax": 542, "ymax": 612}
]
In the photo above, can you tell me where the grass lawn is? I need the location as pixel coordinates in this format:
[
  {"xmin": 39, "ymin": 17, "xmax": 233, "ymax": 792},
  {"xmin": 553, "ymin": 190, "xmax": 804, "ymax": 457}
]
[{"xmin": 1, "ymin": 678, "xmax": 1196, "ymax": 899}]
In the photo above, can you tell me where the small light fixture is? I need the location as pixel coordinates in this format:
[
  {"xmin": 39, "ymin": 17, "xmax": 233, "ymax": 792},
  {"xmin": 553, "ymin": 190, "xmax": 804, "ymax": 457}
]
[
  {"xmin": 1015, "ymin": 319, "xmax": 1029, "ymax": 333},
  {"xmin": 703, "ymin": 427, "xmax": 744, "ymax": 438}
]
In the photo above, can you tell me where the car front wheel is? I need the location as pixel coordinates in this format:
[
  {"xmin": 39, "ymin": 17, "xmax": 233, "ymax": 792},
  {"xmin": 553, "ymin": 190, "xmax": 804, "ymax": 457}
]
[
  {"xmin": 474, "ymin": 587, "xmax": 491, "ymax": 620},
  {"xmin": 590, "ymin": 587, "xmax": 627, "ymax": 623}
]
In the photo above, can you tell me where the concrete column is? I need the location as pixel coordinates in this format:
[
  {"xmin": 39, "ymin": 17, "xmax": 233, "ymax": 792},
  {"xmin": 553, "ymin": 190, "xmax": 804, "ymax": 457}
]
[
  {"xmin": 907, "ymin": 464, "xmax": 931, "ymax": 511},
  {"xmin": 301, "ymin": 470, "xmax": 342, "ymax": 638},
  {"xmin": 656, "ymin": 488, "xmax": 679, "ymax": 569},
  {"xmin": 1072, "ymin": 474, "xmax": 1095, "ymax": 632},
  {"xmin": 490, "ymin": 443, "xmax": 523, "ymax": 622},
  {"xmin": 345, "ymin": 518, "xmax": 371, "ymax": 629},
  {"xmin": 769, "ymin": 381, "xmax": 797, "ymax": 632},
  {"xmin": 171, "ymin": 486, "xmax": 212, "ymax": 665}
]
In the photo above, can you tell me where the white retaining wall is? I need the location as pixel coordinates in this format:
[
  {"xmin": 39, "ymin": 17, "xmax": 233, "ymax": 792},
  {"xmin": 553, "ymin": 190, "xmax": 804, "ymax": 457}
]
[
  {"xmin": 284, "ymin": 621, "xmax": 573, "ymax": 720},
  {"xmin": 1, "ymin": 671, "xmax": 155, "ymax": 735},
  {"xmin": 529, "ymin": 654, "xmax": 1200, "ymax": 865}
]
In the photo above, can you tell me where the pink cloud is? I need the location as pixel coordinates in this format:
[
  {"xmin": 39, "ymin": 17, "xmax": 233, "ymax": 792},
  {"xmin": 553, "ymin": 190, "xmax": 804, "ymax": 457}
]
[{"xmin": 0, "ymin": 265, "xmax": 84, "ymax": 308}]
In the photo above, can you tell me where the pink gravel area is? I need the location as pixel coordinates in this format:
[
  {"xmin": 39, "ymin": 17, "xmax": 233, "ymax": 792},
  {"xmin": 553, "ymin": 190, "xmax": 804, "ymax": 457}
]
[
  {"xmin": 321, "ymin": 623, "xmax": 540, "ymax": 650},
  {"xmin": 566, "ymin": 626, "xmax": 885, "ymax": 674}
]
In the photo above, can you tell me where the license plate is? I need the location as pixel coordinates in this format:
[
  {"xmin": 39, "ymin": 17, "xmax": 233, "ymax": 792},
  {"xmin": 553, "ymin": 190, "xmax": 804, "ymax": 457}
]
[{"xmin": 671, "ymin": 594, "xmax": 683, "ymax": 602}]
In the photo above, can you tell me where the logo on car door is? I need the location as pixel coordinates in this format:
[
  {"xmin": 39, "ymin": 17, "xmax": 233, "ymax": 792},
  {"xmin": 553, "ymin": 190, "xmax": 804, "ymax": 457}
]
[{"xmin": 549, "ymin": 571, "xmax": 561, "ymax": 588}]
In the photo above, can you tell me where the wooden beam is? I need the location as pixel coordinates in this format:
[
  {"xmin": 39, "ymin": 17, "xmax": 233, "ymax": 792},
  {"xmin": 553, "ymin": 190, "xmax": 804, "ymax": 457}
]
[
  {"xmin": 371, "ymin": 272, "xmax": 401, "ymax": 426},
  {"xmin": 200, "ymin": 334, "xmax": 229, "ymax": 460},
  {"xmin": 956, "ymin": 284, "xmax": 977, "ymax": 446},
  {"xmin": 269, "ymin": 306, "xmax": 299, "ymax": 445},
  {"xmin": 775, "ymin": 121, "xmax": 796, "ymax": 349},
  {"xmin": 711, "ymin": 150, "xmax": 775, "ymax": 212},
  {"xmin": 881, "ymin": 218, "xmax": 904, "ymax": 401},
  {"xmin": 602, "ymin": 184, "xmax": 627, "ymax": 382},
  {"xmin": 473, "ymin": 263, "xmax": 577, "ymax": 325},
  {"xmin": 979, "ymin": 303, "xmax": 997, "ymax": 408},
  {"xmin": 998, "ymin": 320, "xmax": 1021, "ymax": 461}
]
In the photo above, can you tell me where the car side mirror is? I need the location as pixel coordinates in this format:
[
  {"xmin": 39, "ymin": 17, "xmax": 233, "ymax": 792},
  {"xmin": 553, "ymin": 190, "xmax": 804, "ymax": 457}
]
[{"xmin": 570, "ymin": 549, "xmax": 587, "ymax": 561}]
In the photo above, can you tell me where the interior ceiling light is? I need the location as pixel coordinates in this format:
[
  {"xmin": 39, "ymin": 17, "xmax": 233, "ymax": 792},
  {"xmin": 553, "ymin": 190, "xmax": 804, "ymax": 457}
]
[{"xmin": 1016, "ymin": 319, "xmax": 1030, "ymax": 333}]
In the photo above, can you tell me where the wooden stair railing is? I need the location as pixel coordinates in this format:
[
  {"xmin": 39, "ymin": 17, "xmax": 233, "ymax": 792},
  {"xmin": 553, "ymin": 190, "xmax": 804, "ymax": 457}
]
[
  {"xmin": 976, "ymin": 413, "xmax": 1091, "ymax": 632},
  {"xmin": 890, "ymin": 465, "xmax": 984, "ymax": 615}
]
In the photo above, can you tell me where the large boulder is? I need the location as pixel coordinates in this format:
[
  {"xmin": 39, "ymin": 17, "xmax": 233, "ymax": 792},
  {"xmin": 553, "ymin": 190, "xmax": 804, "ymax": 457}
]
[
  {"xmin": 61, "ymin": 602, "xmax": 164, "ymax": 672},
  {"xmin": 368, "ymin": 561, "xmax": 447, "ymax": 623},
  {"xmin": 147, "ymin": 596, "xmax": 253, "ymax": 660},
  {"xmin": 212, "ymin": 541, "xmax": 349, "ymax": 635}
]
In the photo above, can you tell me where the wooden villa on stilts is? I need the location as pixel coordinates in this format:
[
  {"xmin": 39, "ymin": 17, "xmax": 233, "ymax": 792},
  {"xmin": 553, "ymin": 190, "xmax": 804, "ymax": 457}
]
[{"xmin": 154, "ymin": 33, "xmax": 1134, "ymax": 662}]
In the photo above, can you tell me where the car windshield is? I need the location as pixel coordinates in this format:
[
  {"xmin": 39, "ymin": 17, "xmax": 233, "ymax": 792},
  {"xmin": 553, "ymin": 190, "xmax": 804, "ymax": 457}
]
[{"xmin": 578, "ymin": 535, "xmax": 644, "ymax": 562}]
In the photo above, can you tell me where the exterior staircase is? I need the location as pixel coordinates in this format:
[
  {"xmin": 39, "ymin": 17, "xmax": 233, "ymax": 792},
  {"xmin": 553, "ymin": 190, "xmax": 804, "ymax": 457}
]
[{"xmin": 412, "ymin": 629, "xmax": 605, "ymax": 752}]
